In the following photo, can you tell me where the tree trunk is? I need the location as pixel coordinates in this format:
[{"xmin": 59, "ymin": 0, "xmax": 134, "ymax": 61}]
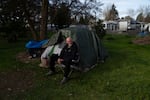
[
  {"xmin": 40, "ymin": 0, "xmax": 48, "ymax": 40},
  {"xmin": 24, "ymin": 10, "xmax": 38, "ymax": 40},
  {"xmin": 27, "ymin": 18, "xmax": 38, "ymax": 40}
]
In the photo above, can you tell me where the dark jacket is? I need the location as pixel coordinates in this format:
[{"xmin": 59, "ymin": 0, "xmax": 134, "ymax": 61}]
[{"xmin": 59, "ymin": 42, "xmax": 78, "ymax": 61}]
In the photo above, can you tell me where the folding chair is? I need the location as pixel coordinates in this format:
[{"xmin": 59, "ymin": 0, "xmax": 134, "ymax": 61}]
[{"xmin": 56, "ymin": 53, "xmax": 80, "ymax": 77}]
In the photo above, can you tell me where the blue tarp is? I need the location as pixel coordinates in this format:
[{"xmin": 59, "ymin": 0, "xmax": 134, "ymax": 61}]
[
  {"xmin": 138, "ymin": 31, "xmax": 148, "ymax": 37},
  {"xmin": 25, "ymin": 39, "xmax": 48, "ymax": 48}
]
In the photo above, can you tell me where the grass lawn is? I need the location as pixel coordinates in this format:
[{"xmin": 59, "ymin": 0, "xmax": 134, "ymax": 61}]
[{"xmin": 1, "ymin": 34, "xmax": 150, "ymax": 100}]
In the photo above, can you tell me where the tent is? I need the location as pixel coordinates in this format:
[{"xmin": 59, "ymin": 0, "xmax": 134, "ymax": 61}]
[{"xmin": 47, "ymin": 25, "xmax": 108, "ymax": 71}]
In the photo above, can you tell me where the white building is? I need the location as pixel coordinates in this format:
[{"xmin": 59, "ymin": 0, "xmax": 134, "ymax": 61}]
[
  {"xmin": 118, "ymin": 19, "xmax": 141, "ymax": 32},
  {"xmin": 103, "ymin": 21, "xmax": 118, "ymax": 31},
  {"xmin": 144, "ymin": 23, "xmax": 150, "ymax": 32}
]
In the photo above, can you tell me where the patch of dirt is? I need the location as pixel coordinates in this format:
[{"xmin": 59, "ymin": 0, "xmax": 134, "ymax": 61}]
[
  {"xmin": 16, "ymin": 51, "xmax": 40, "ymax": 63},
  {"xmin": 0, "ymin": 69, "xmax": 36, "ymax": 98},
  {"xmin": 132, "ymin": 36, "xmax": 150, "ymax": 45}
]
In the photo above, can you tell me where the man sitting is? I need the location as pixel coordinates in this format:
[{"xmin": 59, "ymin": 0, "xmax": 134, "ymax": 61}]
[
  {"xmin": 46, "ymin": 37, "xmax": 78, "ymax": 84},
  {"xmin": 39, "ymin": 32, "xmax": 65, "ymax": 68},
  {"xmin": 39, "ymin": 43, "xmax": 63, "ymax": 68}
]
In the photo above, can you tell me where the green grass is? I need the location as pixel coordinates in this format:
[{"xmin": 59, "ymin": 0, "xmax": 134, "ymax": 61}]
[{"xmin": 1, "ymin": 34, "xmax": 150, "ymax": 100}]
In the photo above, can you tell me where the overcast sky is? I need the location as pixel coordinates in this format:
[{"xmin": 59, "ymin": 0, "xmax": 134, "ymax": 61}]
[{"xmin": 102, "ymin": 0, "xmax": 150, "ymax": 18}]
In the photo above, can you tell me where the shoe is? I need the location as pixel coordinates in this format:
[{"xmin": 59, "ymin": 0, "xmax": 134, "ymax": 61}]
[
  {"xmin": 60, "ymin": 77, "xmax": 68, "ymax": 84},
  {"xmin": 39, "ymin": 63, "xmax": 48, "ymax": 68},
  {"xmin": 39, "ymin": 63, "xmax": 44, "ymax": 67},
  {"xmin": 45, "ymin": 71, "xmax": 55, "ymax": 76},
  {"xmin": 33, "ymin": 54, "xmax": 37, "ymax": 58},
  {"xmin": 28, "ymin": 56, "xmax": 32, "ymax": 59}
]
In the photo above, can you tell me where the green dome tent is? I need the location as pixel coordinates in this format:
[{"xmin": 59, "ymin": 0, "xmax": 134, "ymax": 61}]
[{"xmin": 47, "ymin": 25, "xmax": 108, "ymax": 71}]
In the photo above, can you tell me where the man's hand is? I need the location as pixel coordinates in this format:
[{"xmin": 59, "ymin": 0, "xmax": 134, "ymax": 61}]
[{"xmin": 57, "ymin": 58, "xmax": 64, "ymax": 64}]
